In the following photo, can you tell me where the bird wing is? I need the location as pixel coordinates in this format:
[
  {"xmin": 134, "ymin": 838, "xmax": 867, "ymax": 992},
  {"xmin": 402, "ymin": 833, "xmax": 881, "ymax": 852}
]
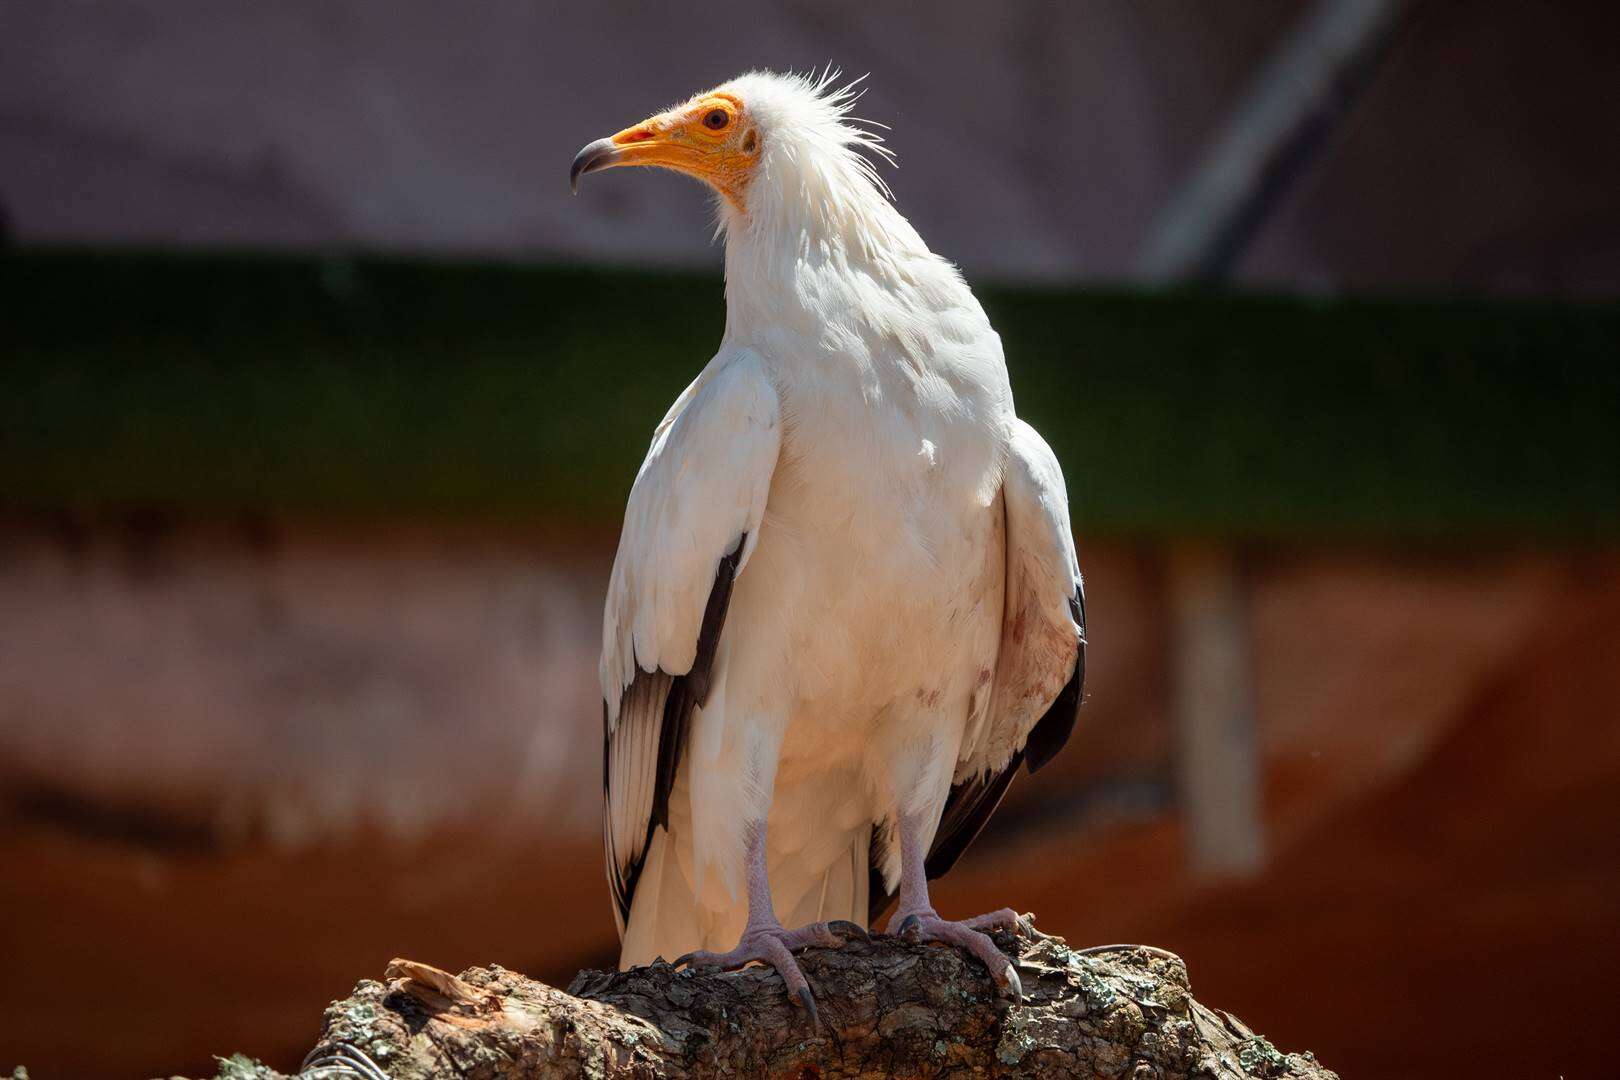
[
  {"xmin": 871, "ymin": 417, "xmax": 1085, "ymax": 919},
  {"xmin": 984, "ymin": 417, "xmax": 1087, "ymax": 776},
  {"xmin": 600, "ymin": 348, "xmax": 781, "ymax": 936}
]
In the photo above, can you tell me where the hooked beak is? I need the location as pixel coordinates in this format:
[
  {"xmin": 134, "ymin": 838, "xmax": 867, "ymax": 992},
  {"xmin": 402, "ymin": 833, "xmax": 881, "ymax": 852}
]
[{"xmin": 569, "ymin": 138, "xmax": 622, "ymax": 195}]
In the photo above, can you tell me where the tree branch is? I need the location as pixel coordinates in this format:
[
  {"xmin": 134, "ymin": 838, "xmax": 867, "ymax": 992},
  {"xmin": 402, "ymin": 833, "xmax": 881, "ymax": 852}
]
[{"xmin": 199, "ymin": 919, "xmax": 1335, "ymax": 1079}]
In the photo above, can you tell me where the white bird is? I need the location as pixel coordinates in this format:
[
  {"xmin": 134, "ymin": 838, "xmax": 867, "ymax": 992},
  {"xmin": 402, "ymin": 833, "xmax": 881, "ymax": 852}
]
[{"xmin": 572, "ymin": 70, "xmax": 1085, "ymax": 1020}]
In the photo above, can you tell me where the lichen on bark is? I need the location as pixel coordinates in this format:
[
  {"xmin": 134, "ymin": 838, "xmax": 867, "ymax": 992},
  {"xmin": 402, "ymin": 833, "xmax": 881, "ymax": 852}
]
[{"xmin": 186, "ymin": 919, "xmax": 1336, "ymax": 1079}]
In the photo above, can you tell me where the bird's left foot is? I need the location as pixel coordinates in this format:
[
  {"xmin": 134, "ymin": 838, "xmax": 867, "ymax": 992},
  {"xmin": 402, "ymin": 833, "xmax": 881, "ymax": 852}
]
[{"xmin": 886, "ymin": 907, "xmax": 1027, "ymax": 1002}]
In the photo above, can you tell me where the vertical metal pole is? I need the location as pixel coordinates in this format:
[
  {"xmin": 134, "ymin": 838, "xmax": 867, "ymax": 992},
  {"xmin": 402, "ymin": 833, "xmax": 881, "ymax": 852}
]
[
  {"xmin": 1168, "ymin": 543, "xmax": 1265, "ymax": 875},
  {"xmin": 1139, "ymin": 0, "xmax": 1415, "ymax": 874}
]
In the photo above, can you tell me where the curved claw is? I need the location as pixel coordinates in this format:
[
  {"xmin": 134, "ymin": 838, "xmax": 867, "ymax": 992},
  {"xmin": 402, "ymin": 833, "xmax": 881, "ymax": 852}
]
[
  {"xmin": 672, "ymin": 951, "xmax": 708, "ymax": 971},
  {"xmin": 795, "ymin": 985, "xmax": 823, "ymax": 1032},
  {"xmin": 897, "ymin": 913, "xmax": 923, "ymax": 943},
  {"xmin": 826, "ymin": 919, "xmax": 871, "ymax": 944},
  {"xmin": 997, "ymin": 961, "xmax": 1024, "ymax": 1005}
]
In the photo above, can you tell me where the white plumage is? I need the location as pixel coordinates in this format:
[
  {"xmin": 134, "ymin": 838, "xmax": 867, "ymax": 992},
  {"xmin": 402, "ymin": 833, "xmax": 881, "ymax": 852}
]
[{"xmin": 578, "ymin": 71, "xmax": 1084, "ymax": 1000}]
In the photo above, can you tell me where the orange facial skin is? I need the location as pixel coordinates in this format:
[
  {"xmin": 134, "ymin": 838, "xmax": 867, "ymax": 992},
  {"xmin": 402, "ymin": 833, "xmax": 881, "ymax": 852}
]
[{"xmin": 571, "ymin": 92, "xmax": 762, "ymax": 211}]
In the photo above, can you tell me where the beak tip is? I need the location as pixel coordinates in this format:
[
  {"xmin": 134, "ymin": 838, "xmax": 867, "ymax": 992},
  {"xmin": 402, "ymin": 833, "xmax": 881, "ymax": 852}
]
[{"xmin": 570, "ymin": 137, "xmax": 619, "ymax": 195}]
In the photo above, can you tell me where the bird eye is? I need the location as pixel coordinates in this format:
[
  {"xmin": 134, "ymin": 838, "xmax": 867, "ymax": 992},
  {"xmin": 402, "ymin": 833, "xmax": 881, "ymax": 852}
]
[{"xmin": 703, "ymin": 108, "xmax": 730, "ymax": 131}]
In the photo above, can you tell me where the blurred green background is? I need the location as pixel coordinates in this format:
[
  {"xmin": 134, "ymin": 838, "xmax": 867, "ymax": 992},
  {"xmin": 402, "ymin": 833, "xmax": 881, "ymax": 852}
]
[{"xmin": 8, "ymin": 252, "xmax": 1616, "ymax": 537}]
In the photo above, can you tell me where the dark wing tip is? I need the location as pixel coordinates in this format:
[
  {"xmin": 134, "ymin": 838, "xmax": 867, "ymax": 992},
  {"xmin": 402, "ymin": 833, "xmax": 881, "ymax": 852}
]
[{"xmin": 1024, "ymin": 588, "xmax": 1086, "ymax": 775}]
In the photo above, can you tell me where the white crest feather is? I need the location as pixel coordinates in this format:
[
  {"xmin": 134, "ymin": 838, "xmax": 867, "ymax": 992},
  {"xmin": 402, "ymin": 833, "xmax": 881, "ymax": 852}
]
[{"xmin": 709, "ymin": 69, "xmax": 910, "ymax": 255}]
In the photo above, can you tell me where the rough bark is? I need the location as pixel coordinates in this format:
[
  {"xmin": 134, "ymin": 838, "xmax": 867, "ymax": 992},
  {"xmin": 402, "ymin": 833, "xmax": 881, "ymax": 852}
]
[{"xmin": 195, "ymin": 920, "xmax": 1335, "ymax": 1079}]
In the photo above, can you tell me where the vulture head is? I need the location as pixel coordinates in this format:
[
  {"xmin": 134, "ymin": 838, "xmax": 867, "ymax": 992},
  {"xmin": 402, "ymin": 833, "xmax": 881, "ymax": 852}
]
[{"xmin": 570, "ymin": 70, "xmax": 894, "ymax": 222}]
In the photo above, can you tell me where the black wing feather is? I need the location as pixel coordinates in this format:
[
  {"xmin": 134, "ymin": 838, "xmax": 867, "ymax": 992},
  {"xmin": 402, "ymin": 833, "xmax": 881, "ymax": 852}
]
[
  {"xmin": 605, "ymin": 536, "xmax": 745, "ymax": 928},
  {"xmin": 1024, "ymin": 589, "xmax": 1086, "ymax": 774}
]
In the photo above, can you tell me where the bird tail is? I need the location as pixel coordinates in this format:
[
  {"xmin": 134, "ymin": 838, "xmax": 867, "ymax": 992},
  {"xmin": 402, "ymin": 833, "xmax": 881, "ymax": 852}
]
[{"xmin": 618, "ymin": 822, "xmax": 871, "ymax": 969}]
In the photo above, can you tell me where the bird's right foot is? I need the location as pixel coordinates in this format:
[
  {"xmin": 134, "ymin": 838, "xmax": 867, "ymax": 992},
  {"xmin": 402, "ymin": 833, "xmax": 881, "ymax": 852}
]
[{"xmin": 674, "ymin": 919, "xmax": 869, "ymax": 1029}]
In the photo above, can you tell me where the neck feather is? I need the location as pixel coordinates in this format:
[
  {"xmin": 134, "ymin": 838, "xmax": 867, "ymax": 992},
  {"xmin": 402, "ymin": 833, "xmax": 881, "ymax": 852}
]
[{"xmin": 719, "ymin": 137, "xmax": 930, "ymax": 332}]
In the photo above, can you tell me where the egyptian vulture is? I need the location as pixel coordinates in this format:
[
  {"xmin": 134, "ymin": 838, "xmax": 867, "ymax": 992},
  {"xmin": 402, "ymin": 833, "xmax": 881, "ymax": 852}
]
[{"xmin": 572, "ymin": 70, "xmax": 1085, "ymax": 1018}]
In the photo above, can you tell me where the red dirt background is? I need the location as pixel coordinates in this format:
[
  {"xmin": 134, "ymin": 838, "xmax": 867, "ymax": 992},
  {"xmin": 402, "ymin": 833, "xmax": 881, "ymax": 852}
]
[{"xmin": 1, "ymin": 525, "xmax": 1614, "ymax": 1078}]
